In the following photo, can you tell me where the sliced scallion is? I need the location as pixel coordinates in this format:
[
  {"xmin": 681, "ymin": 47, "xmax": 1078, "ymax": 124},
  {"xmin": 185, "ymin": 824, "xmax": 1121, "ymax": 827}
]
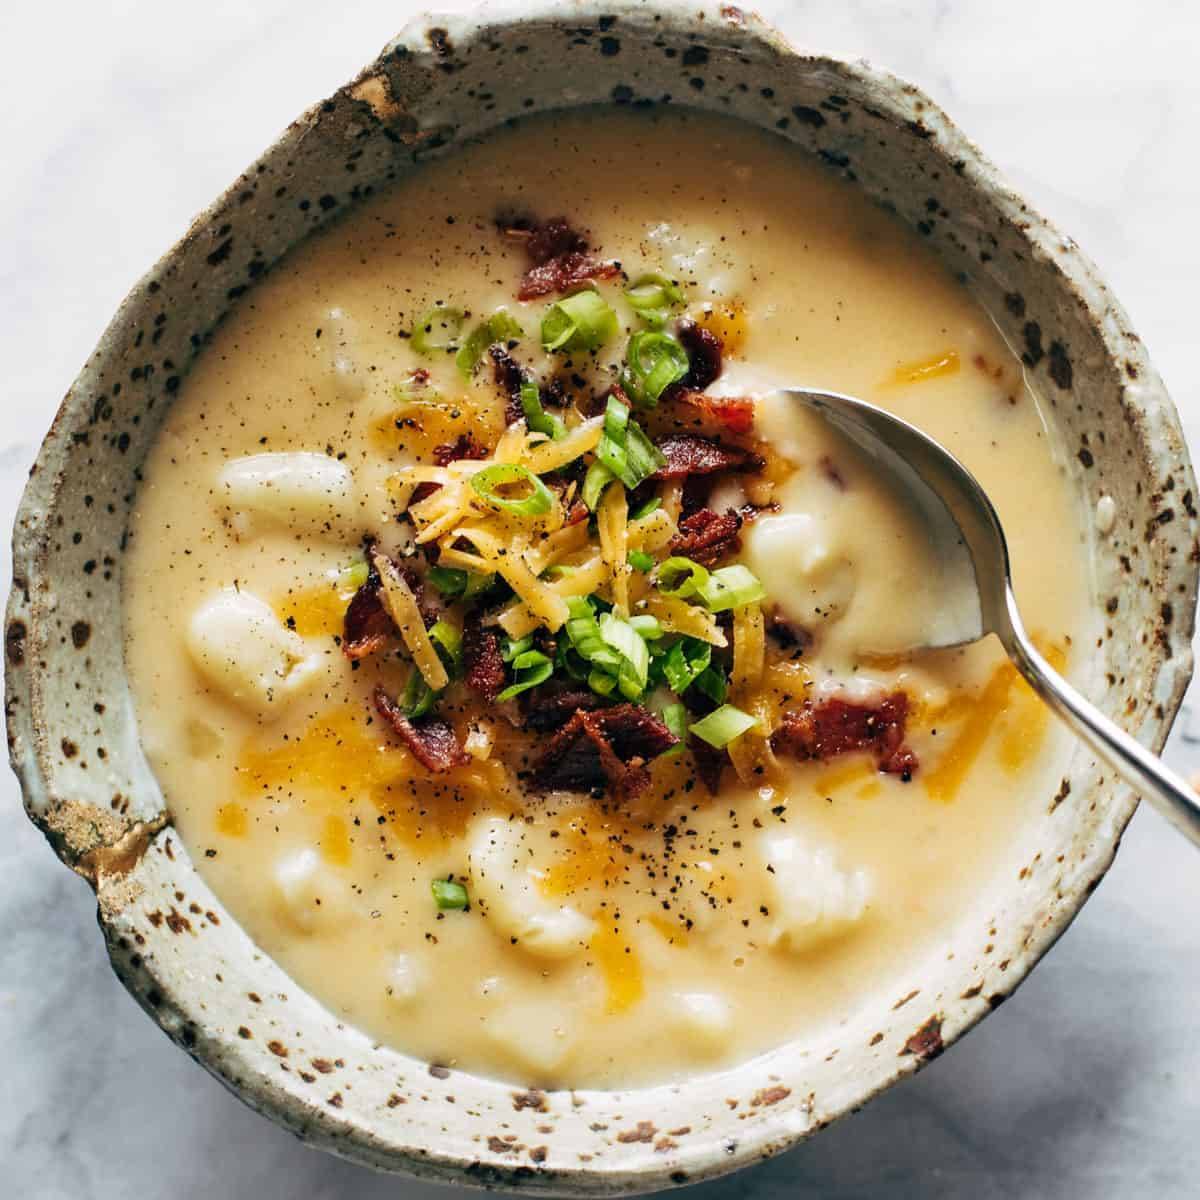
[
  {"xmin": 582, "ymin": 459, "xmax": 616, "ymax": 511},
  {"xmin": 662, "ymin": 637, "xmax": 711, "ymax": 694},
  {"xmin": 599, "ymin": 611, "xmax": 650, "ymax": 700},
  {"xmin": 689, "ymin": 704, "xmax": 759, "ymax": 748},
  {"xmin": 628, "ymin": 549, "xmax": 655, "ymax": 573},
  {"xmin": 597, "ymin": 393, "xmax": 666, "ymax": 491},
  {"xmin": 629, "ymin": 613, "xmax": 663, "ymax": 640},
  {"xmin": 657, "ymin": 700, "xmax": 688, "ymax": 758},
  {"xmin": 620, "ymin": 330, "xmax": 689, "ymax": 407},
  {"xmin": 411, "ymin": 306, "xmax": 466, "ymax": 355},
  {"xmin": 541, "ymin": 289, "xmax": 618, "ymax": 354},
  {"xmin": 455, "ymin": 308, "xmax": 523, "ymax": 377},
  {"xmin": 695, "ymin": 564, "xmax": 767, "ymax": 613},
  {"xmin": 431, "ymin": 878, "xmax": 469, "ymax": 910},
  {"xmin": 655, "ymin": 556, "xmax": 710, "ymax": 601},
  {"xmin": 497, "ymin": 648, "xmax": 554, "ymax": 701},
  {"xmin": 401, "ymin": 667, "xmax": 438, "ymax": 718},
  {"xmin": 630, "ymin": 496, "xmax": 662, "ymax": 521},
  {"xmin": 694, "ymin": 665, "xmax": 728, "ymax": 705},
  {"xmin": 429, "ymin": 619, "xmax": 463, "ymax": 674},
  {"xmin": 339, "ymin": 560, "xmax": 370, "ymax": 591},
  {"xmin": 470, "ymin": 463, "xmax": 553, "ymax": 518},
  {"xmin": 624, "ymin": 273, "xmax": 684, "ymax": 329},
  {"xmin": 520, "ymin": 378, "xmax": 566, "ymax": 440}
]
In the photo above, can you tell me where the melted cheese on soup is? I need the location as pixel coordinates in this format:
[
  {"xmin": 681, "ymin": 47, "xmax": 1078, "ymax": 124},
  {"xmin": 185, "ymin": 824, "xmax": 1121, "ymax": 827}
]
[{"xmin": 124, "ymin": 108, "xmax": 1094, "ymax": 1088}]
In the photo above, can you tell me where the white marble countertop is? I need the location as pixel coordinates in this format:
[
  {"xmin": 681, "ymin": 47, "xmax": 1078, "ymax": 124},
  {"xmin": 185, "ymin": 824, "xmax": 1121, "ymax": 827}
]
[{"xmin": 3, "ymin": 1, "xmax": 1200, "ymax": 1196}]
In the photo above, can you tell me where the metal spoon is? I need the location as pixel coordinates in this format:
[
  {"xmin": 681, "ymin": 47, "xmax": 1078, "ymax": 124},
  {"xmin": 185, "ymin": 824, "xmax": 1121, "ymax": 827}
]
[{"xmin": 782, "ymin": 386, "xmax": 1200, "ymax": 846}]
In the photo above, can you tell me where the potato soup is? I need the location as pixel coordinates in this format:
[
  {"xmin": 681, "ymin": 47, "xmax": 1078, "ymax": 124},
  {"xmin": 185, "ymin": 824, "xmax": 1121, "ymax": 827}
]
[{"xmin": 124, "ymin": 108, "xmax": 1094, "ymax": 1088}]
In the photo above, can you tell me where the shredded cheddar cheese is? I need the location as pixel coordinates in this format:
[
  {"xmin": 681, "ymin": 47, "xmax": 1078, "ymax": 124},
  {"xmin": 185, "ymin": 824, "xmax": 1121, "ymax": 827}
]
[{"xmin": 371, "ymin": 548, "xmax": 449, "ymax": 690}]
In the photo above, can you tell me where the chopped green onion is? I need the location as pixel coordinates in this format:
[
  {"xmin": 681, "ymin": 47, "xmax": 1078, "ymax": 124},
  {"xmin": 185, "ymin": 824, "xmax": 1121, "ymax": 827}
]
[
  {"xmin": 628, "ymin": 549, "xmax": 655, "ymax": 573},
  {"xmin": 339, "ymin": 560, "xmax": 370, "ymax": 591},
  {"xmin": 429, "ymin": 619, "xmax": 463, "ymax": 674},
  {"xmin": 432, "ymin": 878, "xmax": 469, "ymax": 910},
  {"xmin": 392, "ymin": 373, "xmax": 441, "ymax": 404},
  {"xmin": 624, "ymin": 273, "xmax": 684, "ymax": 329},
  {"xmin": 694, "ymin": 665, "xmax": 728, "ymax": 705},
  {"xmin": 656, "ymin": 700, "xmax": 688, "ymax": 758},
  {"xmin": 426, "ymin": 566, "xmax": 466, "ymax": 597},
  {"xmin": 589, "ymin": 668, "xmax": 619, "ymax": 696},
  {"xmin": 629, "ymin": 613, "xmax": 663, "ymax": 640},
  {"xmin": 470, "ymin": 463, "xmax": 553, "ymax": 518},
  {"xmin": 542, "ymin": 289, "xmax": 618, "ymax": 353},
  {"xmin": 541, "ymin": 564, "xmax": 577, "ymax": 581},
  {"xmin": 689, "ymin": 704, "xmax": 759, "ymax": 748},
  {"xmin": 455, "ymin": 308, "xmax": 523, "ymax": 377},
  {"xmin": 630, "ymin": 496, "xmax": 661, "ymax": 521},
  {"xmin": 596, "ymin": 394, "xmax": 666, "ymax": 490},
  {"xmin": 401, "ymin": 666, "xmax": 438, "ymax": 719},
  {"xmin": 620, "ymin": 330, "xmax": 689, "ymax": 408},
  {"xmin": 564, "ymin": 597, "xmax": 620, "ymax": 673},
  {"xmin": 662, "ymin": 638, "xmax": 711, "ymax": 694},
  {"xmin": 497, "ymin": 648, "xmax": 554, "ymax": 701},
  {"xmin": 655, "ymin": 556, "xmax": 710, "ymax": 601},
  {"xmin": 520, "ymin": 378, "xmax": 567, "ymax": 440},
  {"xmin": 411, "ymin": 306, "xmax": 466, "ymax": 355},
  {"xmin": 501, "ymin": 634, "xmax": 534, "ymax": 664},
  {"xmin": 599, "ymin": 611, "xmax": 650, "ymax": 701},
  {"xmin": 582, "ymin": 460, "xmax": 616, "ymax": 511},
  {"xmin": 695, "ymin": 564, "xmax": 767, "ymax": 613}
]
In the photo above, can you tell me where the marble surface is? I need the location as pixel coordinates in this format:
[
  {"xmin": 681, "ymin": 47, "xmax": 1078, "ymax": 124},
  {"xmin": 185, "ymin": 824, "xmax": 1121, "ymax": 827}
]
[{"xmin": 3, "ymin": 1, "xmax": 1200, "ymax": 1196}]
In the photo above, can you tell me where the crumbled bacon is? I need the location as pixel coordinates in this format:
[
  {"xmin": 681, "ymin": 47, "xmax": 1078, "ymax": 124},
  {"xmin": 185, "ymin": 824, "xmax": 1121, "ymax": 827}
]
[
  {"xmin": 676, "ymin": 318, "xmax": 723, "ymax": 390},
  {"xmin": 689, "ymin": 737, "xmax": 728, "ymax": 794},
  {"xmin": 433, "ymin": 434, "xmax": 488, "ymax": 467},
  {"xmin": 501, "ymin": 215, "xmax": 620, "ymax": 300},
  {"xmin": 772, "ymin": 693, "xmax": 918, "ymax": 778},
  {"xmin": 463, "ymin": 613, "xmax": 506, "ymax": 702},
  {"xmin": 409, "ymin": 481, "xmax": 441, "ymax": 506},
  {"xmin": 652, "ymin": 434, "xmax": 763, "ymax": 481},
  {"xmin": 490, "ymin": 345, "xmax": 527, "ymax": 425},
  {"xmin": 522, "ymin": 686, "xmax": 608, "ymax": 733},
  {"xmin": 674, "ymin": 390, "xmax": 756, "ymax": 435},
  {"xmin": 533, "ymin": 704, "xmax": 679, "ymax": 798},
  {"xmin": 564, "ymin": 499, "xmax": 589, "ymax": 526},
  {"xmin": 343, "ymin": 559, "xmax": 393, "ymax": 659},
  {"xmin": 374, "ymin": 686, "xmax": 468, "ymax": 773},
  {"xmin": 668, "ymin": 507, "xmax": 743, "ymax": 567}
]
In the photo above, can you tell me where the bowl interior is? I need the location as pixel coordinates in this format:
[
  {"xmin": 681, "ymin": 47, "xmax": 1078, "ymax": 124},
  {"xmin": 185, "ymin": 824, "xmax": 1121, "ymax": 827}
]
[{"xmin": 6, "ymin": 2, "xmax": 1196, "ymax": 1192}]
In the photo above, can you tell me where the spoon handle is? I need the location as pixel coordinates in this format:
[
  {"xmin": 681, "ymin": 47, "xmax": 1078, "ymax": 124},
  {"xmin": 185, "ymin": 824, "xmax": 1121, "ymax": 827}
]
[{"xmin": 999, "ymin": 589, "xmax": 1200, "ymax": 847}]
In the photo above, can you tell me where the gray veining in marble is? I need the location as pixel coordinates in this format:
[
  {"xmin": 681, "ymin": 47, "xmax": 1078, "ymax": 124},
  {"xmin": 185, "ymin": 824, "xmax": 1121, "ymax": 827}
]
[{"xmin": 3, "ymin": 1, "xmax": 1200, "ymax": 1196}]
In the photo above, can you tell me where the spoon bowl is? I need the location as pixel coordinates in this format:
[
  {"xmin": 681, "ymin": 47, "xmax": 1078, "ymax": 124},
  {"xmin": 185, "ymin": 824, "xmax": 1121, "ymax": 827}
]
[{"xmin": 784, "ymin": 386, "xmax": 1200, "ymax": 846}]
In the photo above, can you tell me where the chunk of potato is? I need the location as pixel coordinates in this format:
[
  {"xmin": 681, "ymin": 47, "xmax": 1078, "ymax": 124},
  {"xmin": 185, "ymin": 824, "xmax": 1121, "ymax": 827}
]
[
  {"xmin": 760, "ymin": 831, "xmax": 871, "ymax": 953},
  {"xmin": 186, "ymin": 588, "xmax": 323, "ymax": 715},
  {"xmin": 468, "ymin": 816, "xmax": 594, "ymax": 959},
  {"xmin": 216, "ymin": 452, "xmax": 357, "ymax": 533}
]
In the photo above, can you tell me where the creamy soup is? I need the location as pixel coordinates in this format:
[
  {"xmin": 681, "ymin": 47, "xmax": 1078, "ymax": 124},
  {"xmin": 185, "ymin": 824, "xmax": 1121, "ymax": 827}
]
[{"xmin": 124, "ymin": 108, "xmax": 1093, "ymax": 1089}]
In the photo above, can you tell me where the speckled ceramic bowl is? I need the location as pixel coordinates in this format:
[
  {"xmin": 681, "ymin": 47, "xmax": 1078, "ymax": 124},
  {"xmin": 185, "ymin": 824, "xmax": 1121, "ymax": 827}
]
[{"xmin": 7, "ymin": 1, "xmax": 1197, "ymax": 1192}]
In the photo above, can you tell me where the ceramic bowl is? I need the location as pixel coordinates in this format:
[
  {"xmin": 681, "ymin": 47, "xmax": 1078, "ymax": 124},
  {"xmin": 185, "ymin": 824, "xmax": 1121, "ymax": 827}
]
[{"xmin": 7, "ymin": 1, "xmax": 1197, "ymax": 1192}]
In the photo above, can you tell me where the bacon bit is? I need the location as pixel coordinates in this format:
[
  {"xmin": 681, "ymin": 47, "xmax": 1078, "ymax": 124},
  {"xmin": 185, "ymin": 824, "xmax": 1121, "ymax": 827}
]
[
  {"xmin": 463, "ymin": 613, "xmax": 505, "ymax": 702},
  {"xmin": 490, "ymin": 345, "xmax": 526, "ymax": 425},
  {"xmin": 522, "ymin": 686, "xmax": 608, "ymax": 732},
  {"xmin": 676, "ymin": 318, "xmax": 723, "ymax": 390},
  {"xmin": 772, "ymin": 693, "xmax": 918, "ymax": 778},
  {"xmin": 409, "ymin": 481, "xmax": 441, "ymax": 506},
  {"xmin": 652, "ymin": 434, "xmax": 763, "ymax": 480},
  {"xmin": 564, "ymin": 499, "xmax": 589, "ymax": 527},
  {"xmin": 343, "ymin": 558, "xmax": 393, "ymax": 659},
  {"xmin": 502, "ymin": 215, "xmax": 620, "ymax": 300},
  {"xmin": 433, "ymin": 434, "xmax": 488, "ymax": 467},
  {"xmin": 373, "ymin": 686, "xmax": 468, "ymax": 772},
  {"xmin": 533, "ymin": 704, "xmax": 679, "ymax": 798},
  {"xmin": 690, "ymin": 737, "xmax": 728, "ymax": 794},
  {"xmin": 669, "ymin": 508, "xmax": 743, "ymax": 567},
  {"xmin": 674, "ymin": 390, "xmax": 756, "ymax": 435}
]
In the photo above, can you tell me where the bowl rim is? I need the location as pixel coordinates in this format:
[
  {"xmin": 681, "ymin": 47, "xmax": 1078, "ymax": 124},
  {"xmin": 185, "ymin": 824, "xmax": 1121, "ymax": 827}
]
[{"xmin": 7, "ymin": 0, "xmax": 1198, "ymax": 1192}]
